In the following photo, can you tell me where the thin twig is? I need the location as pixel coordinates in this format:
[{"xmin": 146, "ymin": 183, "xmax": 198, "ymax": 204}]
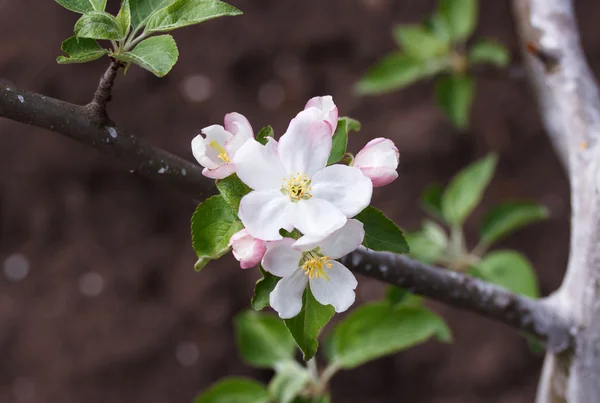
[{"xmin": 87, "ymin": 59, "xmax": 122, "ymax": 123}]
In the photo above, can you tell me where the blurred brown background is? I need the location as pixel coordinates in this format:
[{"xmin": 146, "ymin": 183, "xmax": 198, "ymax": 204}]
[{"xmin": 0, "ymin": 0, "xmax": 591, "ymax": 402}]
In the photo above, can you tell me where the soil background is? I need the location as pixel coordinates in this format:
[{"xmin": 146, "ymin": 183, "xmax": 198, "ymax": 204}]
[{"xmin": 0, "ymin": 0, "xmax": 593, "ymax": 402}]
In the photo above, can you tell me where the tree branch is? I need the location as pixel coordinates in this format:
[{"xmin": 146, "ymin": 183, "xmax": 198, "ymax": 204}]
[{"xmin": 87, "ymin": 59, "xmax": 122, "ymax": 123}]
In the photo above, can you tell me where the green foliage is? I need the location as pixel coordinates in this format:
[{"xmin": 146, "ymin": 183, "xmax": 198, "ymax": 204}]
[
  {"xmin": 55, "ymin": 0, "xmax": 107, "ymax": 14},
  {"xmin": 405, "ymin": 221, "xmax": 447, "ymax": 264},
  {"xmin": 435, "ymin": 75, "xmax": 474, "ymax": 129},
  {"xmin": 113, "ymin": 35, "xmax": 179, "ymax": 77},
  {"xmin": 268, "ymin": 362, "xmax": 312, "ymax": 403},
  {"xmin": 194, "ymin": 378, "xmax": 269, "ymax": 403},
  {"xmin": 130, "ymin": 0, "xmax": 173, "ymax": 29},
  {"xmin": 480, "ymin": 202, "xmax": 549, "ymax": 246},
  {"xmin": 328, "ymin": 117, "xmax": 361, "ymax": 165},
  {"xmin": 328, "ymin": 302, "xmax": 451, "ymax": 369},
  {"xmin": 216, "ymin": 174, "xmax": 252, "ymax": 212},
  {"xmin": 469, "ymin": 39, "xmax": 510, "ymax": 67},
  {"xmin": 256, "ymin": 125, "xmax": 274, "ymax": 145},
  {"xmin": 439, "ymin": 0, "xmax": 478, "ymax": 41},
  {"xmin": 144, "ymin": 0, "xmax": 242, "ymax": 34},
  {"xmin": 56, "ymin": 36, "xmax": 108, "ymax": 64},
  {"xmin": 385, "ymin": 286, "xmax": 423, "ymax": 307},
  {"xmin": 393, "ymin": 24, "xmax": 450, "ymax": 60},
  {"xmin": 473, "ymin": 250, "xmax": 539, "ymax": 298},
  {"xmin": 251, "ymin": 267, "xmax": 280, "ymax": 311},
  {"xmin": 75, "ymin": 11, "xmax": 128, "ymax": 40},
  {"xmin": 116, "ymin": 0, "xmax": 132, "ymax": 36},
  {"xmin": 234, "ymin": 311, "xmax": 296, "ymax": 368},
  {"xmin": 421, "ymin": 183, "xmax": 444, "ymax": 218},
  {"xmin": 441, "ymin": 153, "xmax": 497, "ymax": 226},
  {"xmin": 284, "ymin": 287, "xmax": 335, "ymax": 361},
  {"xmin": 355, "ymin": 206, "xmax": 409, "ymax": 254}
]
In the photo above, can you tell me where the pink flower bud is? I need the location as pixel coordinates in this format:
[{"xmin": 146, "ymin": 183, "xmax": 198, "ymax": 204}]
[
  {"xmin": 353, "ymin": 138, "xmax": 399, "ymax": 187},
  {"xmin": 304, "ymin": 95, "xmax": 338, "ymax": 134},
  {"xmin": 229, "ymin": 229, "xmax": 267, "ymax": 269}
]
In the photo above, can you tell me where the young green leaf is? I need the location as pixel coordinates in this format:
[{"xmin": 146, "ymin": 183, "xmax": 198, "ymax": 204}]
[
  {"xmin": 435, "ymin": 74, "xmax": 474, "ymax": 129},
  {"xmin": 473, "ymin": 250, "xmax": 539, "ymax": 298},
  {"xmin": 329, "ymin": 303, "xmax": 451, "ymax": 369},
  {"xmin": 441, "ymin": 153, "xmax": 497, "ymax": 226},
  {"xmin": 284, "ymin": 287, "xmax": 335, "ymax": 361},
  {"xmin": 145, "ymin": 0, "xmax": 242, "ymax": 34},
  {"xmin": 256, "ymin": 125, "xmax": 274, "ymax": 146},
  {"xmin": 216, "ymin": 174, "xmax": 252, "ymax": 212},
  {"xmin": 113, "ymin": 35, "xmax": 179, "ymax": 77},
  {"xmin": 251, "ymin": 267, "xmax": 280, "ymax": 311},
  {"xmin": 130, "ymin": 0, "xmax": 173, "ymax": 29},
  {"xmin": 57, "ymin": 36, "xmax": 108, "ymax": 64},
  {"xmin": 479, "ymin": 201, "xmax": 549, "ymax": 246},
  {"xmin": 439, "ymin": 0, "xmax": 478, "ymax": 41},
  {"xmin": 194, "ymin": 378, "xmax": 270, "ymax": 403},
  {"xmin": 234, "ymin": 311, "xmax": 296, "ymax": 368},
  {"xmin": 55, "ymin": 0, "xmax": 107, "ymax": 14},
  {"xmin": 268, "ymin": 361, "xmax": 312, "ymax": 403},
  {"xmin": 405, "ymin": 230, "xmax": 444, "ymax": 264},
  {"xmin": 421, "ymin": 183, "xmax": 444, "ymax": 218},
  {"xmin": 355, "ymin": 206, "xmax": 409, "ymax": 254},
  {"xmin": 392, "ymin": 24, "xmax": 450, "ymax": 60},
  {"xmin": 355, "ymin": 52, "xmax": 449, "ymax": 95},
  {"xmin": 74, "ymin": 11, "xmax": 128, "ymax": 41},
  {"xmin": 190, "ymin": 194, "xmax": 243, "ymax": 264},
  {"xmin": 116, "ymin": 0, "xmax": 132, "ymax": 37},
  {"xmin": 385, "ymin": 286, "xmax": 423, "ymax": 307},
  {"xmin": 468, "ymin": 39, "xmax": 510, "ymax": 67},
  {"xmin": 327, "ymin": 117, "xmax": 361, "ymax": 165},
  {"xmin": 425, "ymin": 11, "xmax": 452, "ymax": 43}
]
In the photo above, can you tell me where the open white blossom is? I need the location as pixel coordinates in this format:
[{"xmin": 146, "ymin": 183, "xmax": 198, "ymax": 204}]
[
  {"xmin": 233, "ymin": 107, "xmax": 373, "ymax": 241},
  {"xmin": 262, "ymin": 219, "xmax": 364, "ymax": 319}
]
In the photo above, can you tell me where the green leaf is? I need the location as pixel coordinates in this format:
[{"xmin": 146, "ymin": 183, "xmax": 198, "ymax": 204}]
[
  {"xmin": 190, "ymin": 194, "xmax": 243, "ymax": 265},
  {"xmin": 256, "ymin": 125, "xmax": 274, "ymax": 146},
  {"xmin": 435, "ymin": 75, "xmax": 474, "ymax": 129},
  {"xmin": 194, "ymin": 256, "xmax": 211, "ymax": 272},
  {"xmin": 251, "ymin": 267, "xmax": 280, "ymax": 311},
  {"xmin": 74, "ymin": 11, "xmax": 128, "ymax": 41},
  {"xmin": 355, "ymin": 206, "xmax": 409, "ymax": 254},
  {"xmin": 441, "ymin": 153, "xmax": 497, "ymax": 226},
  {"xmin": 385, "ymin": 286, "xmax": 423, "ymax": 307},
  {"xmin": 422, "ymin": 219, "xmax": 448, "ymax": 248},
  {"xmin": 330, "ymin": 303, "xmax": 451, "ymax": 369},
  {"xmin": 421, "ymin": 183, "xmax": 444, "ymax": 218},
  {"xmin": 130, "ymin": 0, "xmax": 174, "ymax": 29},
  {"xmin": 55, "ymin": 0, "xmax": 106, "ymax": 14},
  {"xmin": 194, "ymin": 378, "xmax": 269, "ymax": 403},
  {"xmin": 145, "ymin": 0, "xmax": 242, "ymax": 34},
  {"xmin": 425, "ymin": 11, "xmax": 452, "ymax": 43},
  {"xmin": 405, "ymin": 230, "xmax": 444, "ymax": 264},
  {"xmin": 284, "ymin": 287, "xmax": 335, "ymax": 361},
  {"xmin": 216, "ymin": 174, "xmax": 252, "ymax": 212},
  {"xmin": 113, "ymin": 35, "xmax": 179, "ymax": 77},
  {"xmin": 327, "ymin": 117, "xmax": 361, "ymax": 165},
  {"xmin": 57, "ymin": 36, "xmax": 108, "ymax": 64},
  {"xmin": 468, "ymin": 39, "xmax": 510, "ymax": 67},
  {"xmin": 392, "ymin": 24, "xmax": 450, "ymax": 60},
  {"xmin": 473, "ymin": 250, "xmax": 539, "ymax": 298},
  {"xmin": 480, "ymin": 201, "xmax": 549, "ymax": 246},
  {"xmin": 116, "ymin": 0, "xmax": 132, "ymax": 36},
  {"xmin": 268, "ymin": 361, "xmax": 312, "ymax": 403},
  {"xmin": 234, "ymin": 310, "xmax": 296, "ymax": 369},
  {"xmin": 355, "ymin": 52, "xmax": 450, "ymax": 95},
  {"xmin": 439, "ymin": 0, "xmax": 478, "ymax": 41}
]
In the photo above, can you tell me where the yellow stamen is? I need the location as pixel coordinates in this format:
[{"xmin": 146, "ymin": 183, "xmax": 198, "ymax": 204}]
[
  {"xmin": 209, "ymin": 140, "xmax": 230, "ymax": 163},
  {"xmin": 301, "ymin": 252, "xmax": 332, "ymax": 280},
  {"xmin": 281, "ymin": 173, "xmax": 312, "ymax": 202}
]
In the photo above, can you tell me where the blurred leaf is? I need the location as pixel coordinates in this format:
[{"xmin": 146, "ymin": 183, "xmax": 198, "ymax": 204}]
[
  {"xmin": 145, "ymin": 0, "xmax": 242, "ymax": 34},
  {"xmin": 193, "ymin": 378, "xmax": 269, "ymax": 403},
  {"xmin": 473, "ymin": 250, "xmax": 539, "ymax": 298},
  {"xmin": 57, "ymin": 36, "xmax": 108, "ymax": 64},
  {"xmin": 355, "ymin": 206, "xmax": 409, "ymax": 254},
  {"xmin": 75, "ymin": 11, "xmax": 128, "ymax": 40},
  {"xmin": 329, "ymin": 303, "xmax": 451, "ymax": 369},
  {"xmin": 425, "ymin": 11, "xmax": 452, "ymax": 43},
  {"xmin": 405, "ymin": 230, "xmax": 444, "ymax": 264},
  {"xmin": 480, "ymin": 201, "xmax": 549, "ymax": 246},
  {"xmin": 385, "ymin": 286, "xmax": 423, "ymax": 307},
  {"xmin": 268, "ymin": 361, "xmax": 312, "ymax": 403},
  {"xmin": 251, "ymin": 267, "xmax": 280, "ymax": 310},
  {"xmin": 355, "ymin": 52, "xmax": 449, "ymax": 95},
  {"xmin": 116, "ymin": 0, "xmax": 132, "ymax": 36},
  {"xmin": 113, "ymin": 35, "xmax": 179, "ymax": 77},
  {"xmin": 441, "ymin": 153, "xmax": 497, "ymax": 226},
  {"xmin": 439, "ymin": 0, "xmax": 478, "ymax": 41},
  {"xmin": 328, "ymin": 116, "xmax": 360, "ymax": 165},
  {"xmin": 256, "ymin": 125, "xmax": 274, "ymax": 146},
  {"xmin": 216, "ymin": 174, "xmax": 251, "ymax": 212},
  {"xmin": 234, "ymin": 310, "xmax": 296, "ymax": 368},
  {"xmin": 422, "ymin": 219, "xmax": 448, "ymax": 249},
  {"xmin": 130, "ymin": 0, "xmax": 173, "ymax": 29},
  {"xmin": 55, "ymin": 0, "xmax": 106, "ymax": 13},
  {"xmin": 421, "ymin": 183, "xmax": 444, "ymax": 218},
  {"xmin": 435, "ymin": 74, "xmax": 474, "ymax": 129},
  {"xmin": 393, "ymin": 24, "xmax": 450, "ymax": 60},
  {"xmin": 468, "ymin": 39, "xmax": 510, "ymax": 67}
]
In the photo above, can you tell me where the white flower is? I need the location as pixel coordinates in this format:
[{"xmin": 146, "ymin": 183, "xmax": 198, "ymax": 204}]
[
  {"xmin": 353, "ymin": 138, "xmax": 399, "ymax": 187},
  {"xmin": 233, "ymin": 108, "xmax": 373, "ymax": 241},
  {"xmin": 229, "ymin": 229, "xmax": 266, "ymax": 269},
  {"xmin": 262, "ymin": 219, "xmax": 364, "ymax": 319},
  {"xmin": 305, "ymin": 95, "xmax": 338, "ymax": 132},
  {"xmin": 192, "ymin": 113, "xmax": 253, "ymax": 179}
]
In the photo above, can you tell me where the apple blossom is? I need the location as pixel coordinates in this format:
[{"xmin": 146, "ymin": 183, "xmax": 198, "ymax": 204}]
[
  {"xmin": 305, "ymin": 95, "xmax": 338, "ymax": 132},
  {"xmin": 233, "ymin": 107, "xmax": 373, "ymax": 241},
  {"xmin": 262, "ymin": 219, "xmax": 364, "ymax": 319},
  {"xmin": 191, "ymin": 112, "xmax": 253, "ymax": 179},
  {"xmin": 353, "ymin": 138, "xmax": 399, "ymax": 187},
  {"xmin": 228, "ymin": 229, "xmax": 266, "ymax": 269}
]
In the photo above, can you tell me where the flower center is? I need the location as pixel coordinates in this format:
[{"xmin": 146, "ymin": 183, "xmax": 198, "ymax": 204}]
[
  {"xmin": 209, "ymin": 140, "xmax": 230, "ymax": 163},
  {"xmin": 300, "ymin": 251, "xmax": 331, "ymax": 280},
  {"xmin": 281, "ymin": 173, "xmax": 312, "ymax": 202}
]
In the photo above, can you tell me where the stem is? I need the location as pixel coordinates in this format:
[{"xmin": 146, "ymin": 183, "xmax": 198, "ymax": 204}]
[
  {"xmin": 313, "ymin": 362, "xmax": 340, "ymax": 396},
  {"xmin": 124, "ymin": 32, "xmax": 147, "ymax": 51},
  {"xmin": 307, "ymin": 358, "xmax": 318, "ymax": 380},
  {"xmin": 87, "ymin": 60, "xmax": 122, "ymax": 123}
]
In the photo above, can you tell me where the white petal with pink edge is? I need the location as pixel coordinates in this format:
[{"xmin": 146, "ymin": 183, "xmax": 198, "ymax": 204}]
[
  {"xmin": 229, "ymin": 229, "xmax": 266, "ymax": 269},
  {"xmin": 293, "ymin": 219, "xmax": 364, "ymax": 259},
  {"xmin": 305, "ymin": 95, "xmax": 338, "ymax": 132},
  {"xmin": 262, "ymin": 238, "xmax": 302, "ymax": 277},
  {"xmin": 270, "ymin": 270, "xmax": 309, "ymax": 319},
  {"xmin": 234, "ymin": 138, "xmax": 286, "ymax": 191},
  {"xmin": 354, "ymin": 138, "xmax": 399, "ymax": 187},
  {"xmin": 311, "ymin": 164, "xmax": 373, "ymax": 217}
]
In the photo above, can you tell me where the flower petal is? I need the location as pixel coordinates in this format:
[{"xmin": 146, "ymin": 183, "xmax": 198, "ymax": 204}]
[
  {"xmin": 311, "ymin": 165, "xmax": 373, "ymax": 217},
  {"xmin": 305, "ymin": 95, "xmax": 338, "ymax": 132},
  {"xmin": 278, "ymin": 108, "xmax": 332, "ymax": 177},
  {"xmin": 293, "ymin": 219, "xmax": 364, "ymax": 259},
  {"xmin": 229, "ymin": 229, "xmax": 267, "ymax": 269},
  {"xmin": 262, "ymin": 238, "xmax": 302, "ymax": 277},
  {"xmin": 224, "ymin": 112, "xmax": 254, "ymax": 156},
  {"xmin": 292, "ymin": 197, "xmax": 346, "ymax": 239},
  {"xmin": 234, "ymin": 138, "xmax": 286, "ymax": 191},
  {"xmin": 309, "ymin": 261, "xmax": 357, "ymax": 313},
  {"xmin": 359, "ymin": 167, "xmax": 399, "ymax": 187},
  {"xmin": 192, "ymin": 134, "xmax": 220, "ymax": 170},
  {"xmin": 270, "ymin": 269, "xmax": 309, "ymax": 319},
  {"xmin": 239, "ymin": 190, "xmax": 294, "ymax": 241},
  {"xmin": 354, "ymin": 138, "xmax": 399, "ymax": 168},
  {"xmin": 201, "ymin": 164, "xmax": 236, "ymax": 180}
]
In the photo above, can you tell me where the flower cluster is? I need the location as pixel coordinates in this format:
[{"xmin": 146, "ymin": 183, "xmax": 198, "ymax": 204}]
[{"xmin": 192, "ymin": 96, "xmax": 399, "ymax": 318}]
